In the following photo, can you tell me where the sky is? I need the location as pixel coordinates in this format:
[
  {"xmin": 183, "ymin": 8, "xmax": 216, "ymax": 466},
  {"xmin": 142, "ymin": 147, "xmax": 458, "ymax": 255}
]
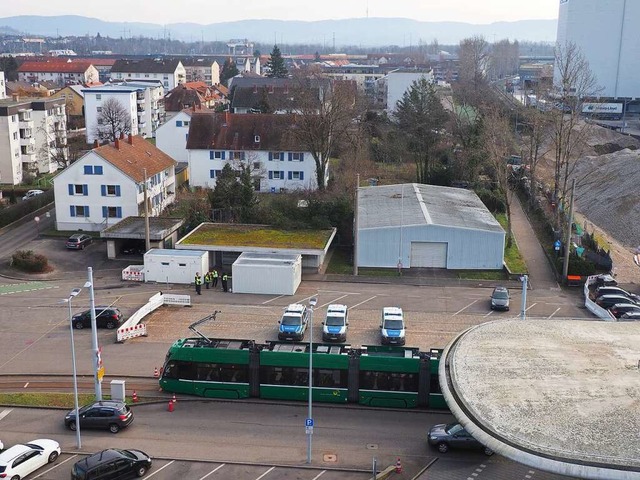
[{"xmin": 2, "ymin": 0, "xmax": 559, "ymax": 25}]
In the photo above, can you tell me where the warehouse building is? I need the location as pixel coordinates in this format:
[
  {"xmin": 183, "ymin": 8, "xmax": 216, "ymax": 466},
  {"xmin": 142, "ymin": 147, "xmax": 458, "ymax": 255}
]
[{"xmin": 356, "ymin": 184, "xmax": 505, "ymax": 270}]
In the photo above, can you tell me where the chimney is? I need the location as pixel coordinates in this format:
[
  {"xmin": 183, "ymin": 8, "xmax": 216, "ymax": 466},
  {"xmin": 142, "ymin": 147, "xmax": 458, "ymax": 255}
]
[
  {"xmin": 12, "ymin": 94, "xmax": 20, "ymax": 102},
  {"xmin": 93, "ymin": 139, "xmax": 99, "ymax": 148},
  {"xmin": 253, "ymin": 84, "xmax": 257, "ymax": 94},
  {"xmin": 115, "ymin": 138, "xmax": 120, "ymax": 149},
  {"xmin": 119, "ymin": 132, "xmax": 125, "ymax": 140},
  {"xmin": 128, "ymin": 134, "xmax": 134, "ymax": 145},
  {"xmin": 225, "ymin": 110, "xmax": 231, "ymax": 125},
  {"xmin": 192, "ymin": 104, "xmax": 196, "ymax": 113}
]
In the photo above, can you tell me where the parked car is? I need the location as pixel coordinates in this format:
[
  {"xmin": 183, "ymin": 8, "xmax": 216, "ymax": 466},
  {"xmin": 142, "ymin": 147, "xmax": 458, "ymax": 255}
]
[
  {"xmin": 322, "ymin": 304, "xmax": 349, "ymax": 342},
  {"xmin": 595, "ymin": 294, "xmax": 638, "ymax": 310},
  {"xmin": 66, "ymin": 233, "xmax": 93, "ymax": 250},
  {"xmin": 72, "ymin": 307, "xmax": 123, "ymax": 330},
  {"xmin": 380, "ymin": 307, "xmax": 406, "ymax": 345},
  {"xmin": 64, "ymin": 401, "xmax": 133, "ymax": 434},
  {"xmin": 490, "ymin": 286, "xmax": 510, "ymax": 311},
  {"xmin": 71, "ymin": 448, "xmax": 152, "ymax": 480},
  {"xmin": 594, "ymin": 286, "xmax": 640, "ymax": 303},
  {"xmin": 277, "ymin": 304, "xmax": 309, "ymax": 341},
  {"xmin": 609, "ymin": 303, "xmax": 640, "ymax": 319},
  {"xmin": 428, "ymin": 423, "xmax": 493, "ymax": 455},
  {"xmin": 620, "ymin": 311, "xmax": 640, "ymax": 321},
  {"xmin": 120, "ymin": 239, "xmax": 146, "ymax": 256},
  {"xmin": 0, "ymin": 438, "xmax": 60, "ymax": 479},
  {"xmin": 22, "ymin": 189, "xmax": 44, "ymax": 200}
]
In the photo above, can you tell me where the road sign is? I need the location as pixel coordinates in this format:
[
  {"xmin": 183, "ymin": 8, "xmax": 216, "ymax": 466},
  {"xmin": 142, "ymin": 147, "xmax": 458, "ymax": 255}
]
[
  {"xmin": 554, "ymin": 240, "xmax": 561, "ymax": 251},
  {"xmin": 97, "ymin": 366, "xmax": 105, "ymax": 381},
  {"xmin": 305, "ymin": 418, "xmax": 314, "ymax": 427},
  {"xmin": 305, "ymin": 426, "xmax": 314, "ymax": 435}
]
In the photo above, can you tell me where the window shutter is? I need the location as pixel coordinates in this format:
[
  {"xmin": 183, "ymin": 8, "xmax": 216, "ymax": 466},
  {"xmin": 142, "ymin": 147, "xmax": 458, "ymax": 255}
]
[
  {"xmin": 268, "ymin": 171, "xmax": 273, "ymax": 180},
  {"xmin": 101, "ymin": 185, "xmax": 106, "ymax": 196},
  {"xmin": 70, "ymin": 206, "xmax": 76, "ymax": 217},
  {"xmin": 210, "ymin": 170, "xmax": 215, "ymax": 178},
  {"xmin": 83, "ymin": 184, "xmax": 88, "ymax": 196},
  {"xmin": 288, "ymin": 171, "xmax": 292, "ymax": 180},
  {"xmin": 85, "ymin": 206, "xmax": 90, "ymax": 217},
  {"xmin": 115, "ymin": 185, "xmax": 121, "ymax": 197},
  {"xmin": 268, "ymin": 152, "xmax": 273, "ymax": 161},
  {"xmin": 300, "ymin": 153, "xmax": 304, "ymax": 162},
  {"xmin": 221, "ymin": 151, "xmax": 226, "ymax": 160},
  {"xmin": 280, "ymin": 170, "xmax": 284, "ymax": 179},
  {"xmin": 210, "ymin": 151, "xmax": 214, "ymax": 160},
  {"xmin": 68, "ymin": 184, "xmax": 74, "ymax": 195},
  {"xmin": 288, "ymin": 152, "xmax": 293, "ymax": 161},
  {"xmin": 186, "ymin": 134, "xmax": 188, "ymax": 141},
  {"xmin": 83, "ymin": 165, "xmax": 92, "ymax": 175},
  {"xmin": 116, "ymin": 207, "xmax": 122, "ymax": 218},
  {"xmin": 176, "ymin": 120, "xmax": 182, "ymax": 127},
  {"xmin": 102, "ymin": 206, "xmax": 108, "ymax": 218},
  {"xmin": 95, "ymin": 166, "xmax": 103, "ymax": 175},
  {"xmin": 300, "ymin": 171, "xmax": 304, "ymax": 180}
]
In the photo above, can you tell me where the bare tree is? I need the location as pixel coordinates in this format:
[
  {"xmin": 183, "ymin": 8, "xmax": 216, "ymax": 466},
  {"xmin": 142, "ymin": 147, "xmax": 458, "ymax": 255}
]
[
  {"xmin": 488, "ymin": 39, "xmax": 520, "ymax": 81},
  {"xmin": 458, "ymin": 36, "xmax": 489, "ymax": 98},
  {"xmin": 93, "ymin": 98, "xmax": 131, "ymax": 143}
]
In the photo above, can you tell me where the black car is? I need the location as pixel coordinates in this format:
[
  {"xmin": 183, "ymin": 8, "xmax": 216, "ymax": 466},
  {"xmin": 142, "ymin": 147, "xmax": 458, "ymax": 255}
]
[
  {"xmin": 120, "ymin": 240, "xmax": 146, "ymax": 256},
  {"xmin": 490, "ymin": 286, "xmax": 510, "ymax": 311},
  {"xmin": 72, "ymin": 448, "xmax": 151, "ymax": 479},
  {"xmin": 66, "ymin": 233, "xmax": 93, "ymax": 250},
  {"xmin": 64, "ymin": 401, "xmax": 134, "ymax": 434},
  {"xmin": 595, "ymin": 294, "xmax": 638, "ymax": 310},
  {"xmin": 594, "ymin": 286, "xmax": 640, "ymax": 303},
  {"xmin": 609, "ymin": 303, "xmax": 640, "ymax": 319},
  {"xmin": 73, "ymin": 307, "xmax": 123, "ymax": 330},
  {"xmin": 428, "ymin": 423, "xmax": 493, "ymax": 455}
]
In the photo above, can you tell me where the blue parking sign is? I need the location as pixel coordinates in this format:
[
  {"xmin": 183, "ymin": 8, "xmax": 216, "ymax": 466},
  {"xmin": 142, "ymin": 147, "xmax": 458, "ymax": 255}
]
[
  {"xmin": 554, "ymin": 240, "xmax": 561, "ymax": 251},
  {"xmin": 305, "ymin": 418, "xmax": 314, "ymax": 427}
]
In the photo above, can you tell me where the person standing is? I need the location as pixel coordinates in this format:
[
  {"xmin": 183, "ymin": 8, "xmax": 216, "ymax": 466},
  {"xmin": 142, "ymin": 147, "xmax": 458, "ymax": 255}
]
[
  {"xmin": 204, "ymin": 271, "xmax": 211, "ymax": 289},
  {"xmin": 221, "ymin": 272, "xmax": 229, "ymax": 292},
  {"xmin": 194, "ymin": 272, "xmax": 202, "ymax": 295},
  {"xmin": 212, "ymin": 269, "xmax": 219, "ymax": 288}
]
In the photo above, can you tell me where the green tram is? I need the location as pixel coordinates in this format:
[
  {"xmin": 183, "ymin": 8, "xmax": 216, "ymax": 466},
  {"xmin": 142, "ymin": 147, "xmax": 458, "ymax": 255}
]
[{"xmin": 160, "ymin": 338, "xmax": 446, "ymax": 410}]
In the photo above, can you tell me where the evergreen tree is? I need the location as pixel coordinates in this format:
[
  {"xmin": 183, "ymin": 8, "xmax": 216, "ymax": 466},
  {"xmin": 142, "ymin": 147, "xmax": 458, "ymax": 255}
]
[
  {"xmin": 265, "ymin": 45, "xmax": 288, "ymax": 78},
  {"xmin": 220, "ymin": 58, "xmax": 239, "ymax": 86}
]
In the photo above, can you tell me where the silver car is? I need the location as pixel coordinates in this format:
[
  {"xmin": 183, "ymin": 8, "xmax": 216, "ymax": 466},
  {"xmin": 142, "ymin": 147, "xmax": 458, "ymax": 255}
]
[
  {"xmin": 490, "ymin": 286, "xmax": 510, "ymax": 311},
  {"xmin": 428, "ymin": 423, "xmax": 493, "ymax": 455}
]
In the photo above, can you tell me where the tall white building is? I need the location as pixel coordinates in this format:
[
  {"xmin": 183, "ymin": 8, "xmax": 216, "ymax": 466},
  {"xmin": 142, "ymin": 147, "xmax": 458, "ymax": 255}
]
[
  {"xmin": 0, "ymin": 71, "xmax": 6, "ymax": 99},
  {"xmin": 557, "ymin": 0, "xmax": 640, "ymax": 99}
]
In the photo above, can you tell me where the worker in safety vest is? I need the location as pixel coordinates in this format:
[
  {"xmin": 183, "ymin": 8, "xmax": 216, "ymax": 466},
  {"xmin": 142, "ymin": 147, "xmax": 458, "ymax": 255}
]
[
  {"xmin": 194, "ymin": 272, "xmax": 202, "ymax": 295},
  {"xmin": 221, "ymin": 273, "xmax": 229, "ymax": 292},
  {"xmin": 212, "ymin": 269, "xmax": 219, "ymax": 288},
  {"xmin": 204, "ymin": 271, "xmax": 212, "ymax": 289}
]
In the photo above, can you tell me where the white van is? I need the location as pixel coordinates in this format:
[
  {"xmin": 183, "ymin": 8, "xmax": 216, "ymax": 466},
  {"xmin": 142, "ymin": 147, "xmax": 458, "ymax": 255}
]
[
  {"xmin": 322, "ymin": 304, "xmax": 349, "ymax": 342},
  {"xmin": 380, "ymin": 307, "xmax": 406, "ymax": 345}
]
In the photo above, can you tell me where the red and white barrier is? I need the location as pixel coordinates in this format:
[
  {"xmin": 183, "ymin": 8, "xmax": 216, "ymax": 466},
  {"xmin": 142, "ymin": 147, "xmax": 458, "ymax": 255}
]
[
  {"xmin": 117, "ymin": 323, "xmax": 147, "ymax": 341},
  {"xmin": 116, "ymin": 292, "xmax": 191, "ymax": 342},
  {"xmin": 122, "ymin": 265, "xmax": 144, "ymax": 282}
]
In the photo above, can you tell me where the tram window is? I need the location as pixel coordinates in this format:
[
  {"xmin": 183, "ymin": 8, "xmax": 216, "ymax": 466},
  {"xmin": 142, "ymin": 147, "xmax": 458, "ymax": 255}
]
[
  {"xmin": 163, "ymin": 361, "xmax": 178, "ymax": 379},
  {"xmin": 360, "ymin": 371, "xmax": 418, "ymax": 392},
  {"xmin": 194, "ymin": 363, "xmax": 248, "ymax": 382},
  {"xmin": 170, "ymin": 361, "xmax": 196, "ymax": 380},
  {"xmin": 316, "ymin": 369, "xmax": 347, "ymax": 388},
  {"xmin": 430, "ymin": 373, "xmax": 442, "ymax": 394},
  {"xmin": 261, "ymin": 366, "xmax": 308, "ymax": 386}
]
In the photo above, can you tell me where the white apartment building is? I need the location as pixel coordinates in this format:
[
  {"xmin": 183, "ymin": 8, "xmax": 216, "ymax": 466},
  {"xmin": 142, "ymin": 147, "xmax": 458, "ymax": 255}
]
[
  {"xmin": 0, "ymin": 71, "xmax": 6, "ymax": 99},
  {"xmin": 155, "ymin": 110, "xmax": 192, "ymax": 163},
  {"xmin": 383, "ymin": 69, "xmax": 435, "ymax": 113},
  {"xmin": 0, "ymin": 96, "xmax": 67, "ymax": 185},
  {"xmin": 17, "ymin": 60, "xmax": 99, "ymax": 86},
  {"xmin": 53, "ymin": 135, "xmax": 177, "ymax": 232},
  {"xmin": 178, "ymin": 58, "xmax": 221, "ymax": 85},
  {"xmin": 83, "ymin": 84, "xmax": 139, "ymax": 145},
  {"xmin": 110, "ymin": 58, "xmax": 185, "ymax": 91},
  {"xmin": 119, "ymin": 80, "xmax": 165, "ymax": 138}
]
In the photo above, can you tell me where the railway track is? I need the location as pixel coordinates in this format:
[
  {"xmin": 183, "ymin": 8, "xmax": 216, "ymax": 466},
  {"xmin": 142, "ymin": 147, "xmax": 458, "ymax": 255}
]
[{"xmin": 0, "ymin": 374, "xmax": 164, "ymax": 397}]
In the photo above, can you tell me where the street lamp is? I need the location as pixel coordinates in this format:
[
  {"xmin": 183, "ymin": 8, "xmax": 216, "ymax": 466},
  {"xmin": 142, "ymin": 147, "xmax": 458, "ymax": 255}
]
[
  {"xmin": 64, "ymin": 287, "xmax": 83, "ymax": 449},
  {"xmin": 86, "ymin": 267, "xmax": 102, "ymax": 401},
  {"xmin": 306, "ymin": 296, "xmax": 317, "ymax": 464}
]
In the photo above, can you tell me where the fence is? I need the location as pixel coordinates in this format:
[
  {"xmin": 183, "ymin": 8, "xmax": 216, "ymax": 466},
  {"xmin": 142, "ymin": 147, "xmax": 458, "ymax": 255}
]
[
  {"xmin": 583, "ymin": 275, "xmax": 616, "ymax": 321},
  {"xmin": 122, "ymin": 265, "xmax": 145, "ymax": 282},
  {"xmin": 116, "ymin": 292, "xmax": 191, "ymax": 342}
]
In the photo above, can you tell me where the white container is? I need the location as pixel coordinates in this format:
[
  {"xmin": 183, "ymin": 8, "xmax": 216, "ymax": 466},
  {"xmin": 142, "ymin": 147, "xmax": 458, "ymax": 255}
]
[
  {"xmin": 144, "ymin": 248, "xmax": 209, "ymax": 284},
  {"xmin": 232, "ymin": 252, "xmax": 302, "ymax": 295}
]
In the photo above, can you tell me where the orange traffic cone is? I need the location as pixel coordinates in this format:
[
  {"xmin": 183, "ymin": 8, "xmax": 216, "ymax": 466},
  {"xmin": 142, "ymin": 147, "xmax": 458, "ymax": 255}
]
[
  {"xmin": 132, "ymin": 391, "xmax": 139, "ymax": 403},
  {"xmin": 168, "ymin": 400, "xmax": 174, "ymax": 412},
  {"xmin": 395, "ymin": 458, "xmax": 402, "ymax": 474},
  {"xmin": 172, "ymin": 393, "xmax": 177, "ymax": 403},
  {"xmin": 153, "ymin": 367, "xmax": 159, "ymax": 378}
]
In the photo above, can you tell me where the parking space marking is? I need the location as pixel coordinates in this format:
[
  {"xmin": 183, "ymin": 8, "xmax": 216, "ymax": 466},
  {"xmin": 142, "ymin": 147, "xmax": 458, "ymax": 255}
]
[
  {"xmin": 525, "ymin": 302, "xmax": 538, "ymax": 311},
  {"xmin": 311, "ymin": 470, "xmax": 327, "ymax": 480},
  {"xmin": 453, "ymin": 299, "xmax": 479, "ymax": 316},
  {"xmin": 24, "ymin": 382, "xmax": 29, "ymax": 388},
  {"xmin": 483, "ymin": 310, "xmax": 494, "ymax": 317},
  {"xmin": 262, "ymin": 295, "xmax": 285, "ymax": 305},
  {"xmin": 0, "ymin": 408, "xmax": 13, "ymax": 421},
  {"xmin": 146, "ymin": 460, "xmax": 175, "ymax": 477},
  {"xmin": 350, "ymin": 296, "xmax": 377, "ymax": 310},
  {"xmin": 199, "ymin": 463, "xmax": 225, "ymax": 480},
  {"xmin": 32, "ymin": 454, "xmax": 78, "ymax": 478},
  {"xmin": 255, "ymin": 466, "xmax": 275, "ymax": 480},
  {"xmin": 319, "ymin": 294, "xmax": 349, "ymax": 309},
  {"xmin": 547, "ymin": 307, "xmax": 561, "ymax": 318}
]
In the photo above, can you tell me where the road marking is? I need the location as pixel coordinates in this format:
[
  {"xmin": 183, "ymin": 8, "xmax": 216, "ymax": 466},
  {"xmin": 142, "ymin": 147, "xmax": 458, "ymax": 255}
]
[
  {"xmin": 0, "ymin": 408, "xmax": 13, "ymax": 421},
  {"xmin": 262, "ymin": 295, "xmax": 285, "ymax": 305},
  {"xmin": 33, "ymin": 454, "xmax": 78, "ymax": 478},
  {"xmin": 145, "ymin": 460, "xmax": 174, "ymax": 477},
  {"xmin": 0, "ymin": 282, "xmax": 59, "ymax": 296},
  {"xmin": 319, "ymin": 294, "xmax": 349, "ymax": 309},
  {"xmin": 24, "ymin": 382, "xmax": 29, "ymax": 388},
  {"xmin": 350, "ymin": 295, "xmax": 377, "ymax": 310},
  {"xmin": 255, "ymin": 466, "xmax": 275, "ymax": 480},
  {"xmin": 311, "ymin": 471, "xmax": 327, "ymax": 480},
  {"xmin": 199, "ymin": 464, "xmax": 225, "ymax": 480},
  {"xmin": 483, "ymin": 310, "xmax": 494, "ymax": 317},
  {"xmin": 453, "ymin": 299, "xmax": 479, "ymax": 316},
  {"xmin": 548, "ymin": 307, "xmax": 561, "ymax": 319},
  {"xmin": 525, "ymin": 302, "xmax": 538, "ymax": 312}
]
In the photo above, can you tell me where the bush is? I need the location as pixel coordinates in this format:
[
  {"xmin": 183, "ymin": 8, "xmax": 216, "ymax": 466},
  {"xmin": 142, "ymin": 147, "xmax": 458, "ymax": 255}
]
[
  {"xmin": 476, "ymin": 188, "xmax": 506, "ymax": 213},
  {"xmin": 556, "ymin": 252, "xmax": 597, "ymax": 276},
  {"xmin": 11, "ymin": 250, "xmax": 51, "ymax": 273}
]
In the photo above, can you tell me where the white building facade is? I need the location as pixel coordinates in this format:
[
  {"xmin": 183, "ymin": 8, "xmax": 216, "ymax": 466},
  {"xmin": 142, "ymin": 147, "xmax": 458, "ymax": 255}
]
[
  {"xmin": 155, "ymin": 110, "xmax": 191, "ymax": 163},
  {"xmin": 384, "ymin": 70, "xmax": 435, "ymax": 113},
  {"xmin": 557, "ymin": 0, "xmax": 640, "ymax": 99},
  {"xmin": 83, "ymin": 85, "xmax": 139, "ymax": 144},
  {"xmin": 120, "ymin": 81, "xmax": 165, "ymax": 138},
  {"xmin": 110, "ymin": 59, "xmax": 186, "ymax": 91}
]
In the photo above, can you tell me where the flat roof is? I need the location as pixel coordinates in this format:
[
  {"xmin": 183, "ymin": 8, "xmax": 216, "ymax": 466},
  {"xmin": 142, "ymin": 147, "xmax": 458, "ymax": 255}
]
[
  {"xmin": 101, "ymin": 216, "xmax": 184, "ymax": 240},
  {"xmin": 441, "ymin": 319, "xmax": 640, "ymax": 479},
  {"xmin": 145, "ymin": 249, "xmax": 206, "ymax": 257}
]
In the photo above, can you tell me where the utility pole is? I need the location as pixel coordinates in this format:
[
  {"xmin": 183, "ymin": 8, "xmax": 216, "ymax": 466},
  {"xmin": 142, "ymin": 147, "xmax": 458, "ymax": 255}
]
[
  {"xmin": 353, "ymin": 174, "xmax": 360, "ymax": 276},
  {"xmin": 87, "ymin": 267, "xmax": 102, "ymax": 401},
  {"xmin": 143, "ymin": 168, "xmax": 151, "ymax": 252},
  {"xmin": 562, "ymin": 178, "xmax": 576, "ymax": 283}
]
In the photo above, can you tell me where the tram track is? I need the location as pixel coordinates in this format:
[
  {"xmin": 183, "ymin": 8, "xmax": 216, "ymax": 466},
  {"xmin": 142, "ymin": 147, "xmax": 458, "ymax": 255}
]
[{"xmin": 0, "ymin": 374, "xmax": 163, "ymax": 396}]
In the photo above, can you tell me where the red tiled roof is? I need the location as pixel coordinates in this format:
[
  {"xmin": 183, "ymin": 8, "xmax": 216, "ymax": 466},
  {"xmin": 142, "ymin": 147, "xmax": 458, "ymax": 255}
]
[
  {"xmin": 94, "ymin": 136, "xmax": 176, "ymax": 182},
  {"xmin": 18, "ymin": 61, "xmax": 94, "ymax": 73}
]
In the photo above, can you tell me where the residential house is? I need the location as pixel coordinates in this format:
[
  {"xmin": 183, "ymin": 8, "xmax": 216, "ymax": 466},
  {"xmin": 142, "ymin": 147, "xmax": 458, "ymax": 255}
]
[
  {"xmin": 231, "ymin": 84, "xmax": 301, "ymax": 114},
  {"xmin": 110, "ymin": 58, "xmax": 185, "ymax": 90},
  {"xmin": 323, "ymin": 64, "xmax": 385, "ymax": 98},
  {"xmin": 163, "ymin": 82, "xmax": 226, "ymax": 115},
  {"xmin": 382, "ymin": 69, "xmax": 435, "ymax": 113},
  {"xmin": 174, "ymin": 57, "xmax": 221, "ymax": 85},
  {"xmin": 120, "ymin": 80, "xmax": 165, "ymax": 138},
  {"xmin": 0, "ymin": 96, "xmax": 67, "ymax": 184},
  {"xmin": 50, "ymin": 84, "xmax": 85, "ymax": 117},
  {"xmin": 17, "ymin": 60, "xmax": 99, "ymax": 86},
  {"xmin": 5, "ymin": 80, "xmax": 55, "ymax": 98},
  {"xmin": 53, "ymin": 134, "xmax": 176, "ymax": 232},
  {"xmin": 186, "ymin": 112, "xmax": 325, "ymax": 192},
  {"xmin": 155, "ymin": 109, "xmax": 194, "ymax": 163},
  {"xmin": 71, "ymin": 57, "xmax": 117, "ymax": 83}
]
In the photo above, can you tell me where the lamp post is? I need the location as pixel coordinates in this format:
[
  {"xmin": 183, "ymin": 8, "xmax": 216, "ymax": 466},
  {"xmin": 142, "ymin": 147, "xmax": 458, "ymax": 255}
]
[
  {"xmin": 65, "ymin": 287, "xmax": 82, "ymax": 449},
  {"xmin": 306, "ymin": 296, "xmax": 317, "ymax": 464},
  {"xmin": 86, "ymin": 267, "xmax": 102, "ymax": 400}
]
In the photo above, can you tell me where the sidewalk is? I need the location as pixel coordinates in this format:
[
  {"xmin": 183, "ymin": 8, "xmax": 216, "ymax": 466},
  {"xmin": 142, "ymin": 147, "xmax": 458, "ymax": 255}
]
[{"xmin": 508, "ymin": 191, "xmax": 560, "ymax": 291}]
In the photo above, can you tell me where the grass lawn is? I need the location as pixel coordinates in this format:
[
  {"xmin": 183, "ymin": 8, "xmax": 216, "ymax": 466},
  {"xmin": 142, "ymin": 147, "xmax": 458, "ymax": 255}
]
[{"xmin": 495, "ymin": 213, "xmax": 528, "ymax": 274}]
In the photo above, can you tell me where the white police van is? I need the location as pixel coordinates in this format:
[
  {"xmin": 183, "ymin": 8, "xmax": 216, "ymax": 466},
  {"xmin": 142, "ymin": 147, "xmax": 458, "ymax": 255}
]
[
  {"xmin": 380, "ymin": 307, "xmax": 406, "ymax": 345},
  {"xmin": 277, "ymin": 303, "xmax": 308, "ymax": 341},
  {"xmin": 322, "ymin": 304, "xmax": 349, "ymax": 342}
]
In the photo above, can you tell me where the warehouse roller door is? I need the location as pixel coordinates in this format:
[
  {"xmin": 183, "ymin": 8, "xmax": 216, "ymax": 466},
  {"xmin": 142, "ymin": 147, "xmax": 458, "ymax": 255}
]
[{"xmin": 410, "ymin": 242, "xmax": 447, "ymax": 268}]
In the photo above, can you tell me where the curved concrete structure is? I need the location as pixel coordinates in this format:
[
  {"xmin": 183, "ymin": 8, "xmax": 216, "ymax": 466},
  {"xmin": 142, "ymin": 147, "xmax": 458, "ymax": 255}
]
[{"xmin": 440, "ymin": 319, "xmax": 640, "ymax": 480}]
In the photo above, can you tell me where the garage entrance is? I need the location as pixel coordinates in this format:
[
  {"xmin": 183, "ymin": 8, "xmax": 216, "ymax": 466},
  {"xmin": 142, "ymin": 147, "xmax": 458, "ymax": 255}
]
[{"xmin": 410, "ymin": 242, "xmax": 448, "ymax": 268}]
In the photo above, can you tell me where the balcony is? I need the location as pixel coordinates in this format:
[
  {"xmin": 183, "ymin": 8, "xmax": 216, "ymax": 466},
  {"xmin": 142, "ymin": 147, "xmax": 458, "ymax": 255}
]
[
  {"xmin": 137, "ymin": 97, "xmax": 145, "ymax": 105},
  {"xmin": 138, "ymin": 121, "xmax": 147, "ymax": 129},
  {"xmin": 21, "ymin": 151, "xmax": 37, "ymax": 163},
  {"xmin": 137, "ymin": 107, "xmax": 146, "ymax": 115},
  {"xmin": 19, "ymin": 119, "xmax": 33, "ymax": 129},
  {"xmin": 20, "ymin": 137, "xmax": 35, "ymax": 147}
]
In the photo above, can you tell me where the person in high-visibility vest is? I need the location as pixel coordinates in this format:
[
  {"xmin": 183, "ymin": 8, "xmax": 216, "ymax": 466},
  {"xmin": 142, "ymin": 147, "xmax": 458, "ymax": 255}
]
[
  {"xmin": 212, "ymin": 269, "xmax": 219, "ymax": 288},
  {"xmin": 221, "ymin": 273, "xmax": 229, "ymax": 292},
  {"xmin": 204, "ymin": 271, "xmax": 212, "ymax": 289},
  {"xmin": 194, "ymin": 272, "xmax": 202, "ymax": 295}
]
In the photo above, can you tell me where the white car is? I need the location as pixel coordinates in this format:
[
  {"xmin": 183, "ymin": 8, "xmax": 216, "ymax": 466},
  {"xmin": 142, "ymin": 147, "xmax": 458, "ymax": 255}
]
[
  {"xmin": 22, "ymin": 189, "xmax": 44, "ymax": 201},
  {"xmin": 0, "ymin": 438, "xmax": 60, "ymax": 479}
]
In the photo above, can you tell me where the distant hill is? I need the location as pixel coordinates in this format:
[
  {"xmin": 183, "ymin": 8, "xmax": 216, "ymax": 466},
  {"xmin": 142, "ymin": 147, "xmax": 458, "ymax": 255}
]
[{"xmin": 0, "ymin": 15, "xmax": 558, "ymax": 46}]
